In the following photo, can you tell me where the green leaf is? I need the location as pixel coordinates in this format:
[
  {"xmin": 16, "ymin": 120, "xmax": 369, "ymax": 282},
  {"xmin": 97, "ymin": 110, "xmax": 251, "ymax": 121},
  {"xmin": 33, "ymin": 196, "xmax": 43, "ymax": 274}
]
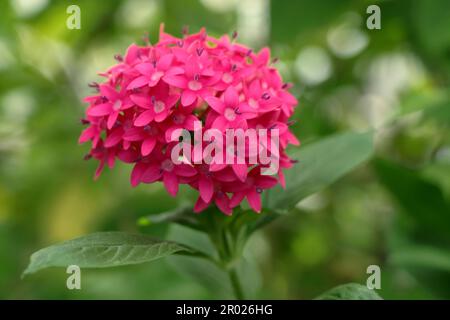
[
  {"xmin": 374, "ymin": 158, "xmax": 450, "ymax": 235},
  {"xmin": 23, "ymin": 232, "xmax": 193, "ymax": 277},
  {"xmin": 137, "ymin": 205, "xmax": 203, "ymax": 231},
  {"xmin": 266, "ymin": 131, "xmax": 374, "ymax": 211},
  {"xmin": 316, "ymin": 283, "xmax": 382, "ymax": 300},
  {"xmin": 390, "ymin": 245, "xmax": 450, "ymax": 273}
]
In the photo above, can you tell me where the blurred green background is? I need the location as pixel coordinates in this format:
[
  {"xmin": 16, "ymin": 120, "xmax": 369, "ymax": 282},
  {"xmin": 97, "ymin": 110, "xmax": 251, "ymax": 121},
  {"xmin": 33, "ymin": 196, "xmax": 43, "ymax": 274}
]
[{"xmin": 1, "ymin": 0, "xmax": 449, "ymax": 299}]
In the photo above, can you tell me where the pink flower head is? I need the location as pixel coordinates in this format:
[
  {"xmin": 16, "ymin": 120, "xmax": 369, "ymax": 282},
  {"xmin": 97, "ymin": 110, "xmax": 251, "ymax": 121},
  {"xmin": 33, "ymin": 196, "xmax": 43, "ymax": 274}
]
[{"xmin": 79, "ymin": 25, "xmax": 299, "ymax": 215}]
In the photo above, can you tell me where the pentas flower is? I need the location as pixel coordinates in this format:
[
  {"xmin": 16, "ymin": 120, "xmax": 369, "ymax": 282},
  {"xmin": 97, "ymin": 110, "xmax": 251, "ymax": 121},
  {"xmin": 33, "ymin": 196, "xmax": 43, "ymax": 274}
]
[
  {"xmin": 87, "ymin": 84, "xmax": 134, "ymax": 129},
  {"xmin": 227, "ymin": 167, "xmax": 278, "ymax": 213},
  {"xmin": 80, "ymin": 25, "xmax": 299, "ymax": 215},
  {"xmin": 164, "ymin": 55, "xmax": 218, "ymax": 106},
  {"xmin": 126, "ymin": 53, "xmax": 178, "ymax": 90},
  {"xmin": 205, "ymin": 86, "xmax": 256, "ymax": 130}
]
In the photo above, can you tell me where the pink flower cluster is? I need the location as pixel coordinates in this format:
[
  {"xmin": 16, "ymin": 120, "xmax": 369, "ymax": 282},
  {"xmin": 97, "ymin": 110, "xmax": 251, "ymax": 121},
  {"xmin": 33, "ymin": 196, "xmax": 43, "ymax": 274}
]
[{"xmin": 79, "ymin": 25, "xmax": 299, "ymax": 215}]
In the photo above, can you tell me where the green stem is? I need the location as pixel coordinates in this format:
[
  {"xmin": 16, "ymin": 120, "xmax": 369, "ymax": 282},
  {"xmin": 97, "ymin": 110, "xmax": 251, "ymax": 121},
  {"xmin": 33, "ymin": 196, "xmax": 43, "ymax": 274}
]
[
  {"xmin": 206, "ymin": 207, "xmax": 246, "ymax": 299},
  {"xmin": 228, "ymin": 267, "xmax": 244, "ymax": 300}
]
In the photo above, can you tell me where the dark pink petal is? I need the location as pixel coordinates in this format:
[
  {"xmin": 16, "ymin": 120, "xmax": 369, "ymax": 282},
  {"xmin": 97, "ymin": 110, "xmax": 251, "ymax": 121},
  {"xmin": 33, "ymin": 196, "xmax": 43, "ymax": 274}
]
[
  {"xmin": 154, "ymin": 110, "xmax": 169, "ymax": 123},
  {"xmin": 166, "ymin": 94, "xmax": 180, "ymax": 108},
  {"xmin": 204, "ymin": 96, "xmax": 224, "ymax": 113},
  {"xmin": 83, "ymin": 95, "xmax": 100, "ymax": 103},
  {"xmin": 279, "ymin": 90, "xmax": 298, "ymax": 105},
  {"xmin": 79, "ymin": 126, "xmax": 96, "ymax": 144},
  {"xmin": 246, "ymin": 189, "xmax": 262, "ymax": 213},
  {"xmin": 125, "ymin": 44, "xmax": 140, "ymax": 64},
  {"xmin": 135, "ymin": 63, "xmax": 154, "ymax": 75},
  {"xmin": 127, "ymin": 76, "xmax": 149, "ymax": 90},
  {"xmin": 123, "ymin": 127, "xmax": 145, "ymax": 141},
  {"xmin": 286, "ymin": 130, "xmax": 300, "ymax": 146},
  {"xmin": 107, "ymin": 111, "xmax": 119, "ymax": 129},
  {"xmin": 94, "ymin": 161, "xmax": 105, "ymax": 180},
  {"xmin": 130, "ymin": 94, "xmax": 151, "ymax": 108},
  {"xmin": 209, "ymin": 162, "xmax": 227, "ymax": 172},
  {"xmin": 194, "ymin": 196, "xmax": 209, "ymax": 213},
  {"xmin": 172, "ymin": 47, "xmax": 189, "ymax": 62},
  {"xmin": 214, "ymin": 168, "xmax": 237, "ymax": 182},
  {"xmin": 104, "ymin": 128, "xmax": 123, "ymax": 147},
  {"xmin": 107, "ymin": 152, "xmax": 115, "ymax": 169},
  {"xmin": 257, "ymin": 176, "xmax": 278, "ymax": 189},
  {"xmin": 256, "ymin": 47, "xmax": 270, "ymax": 66},
  {"xmin": 230, "ymin": 191, "xmax": 246, "ymax": 208},
  {"xmin": 214, "ymin": 193, "xmax": 232, "ymax": 215},
  {"xmin": 156, "ymin": 54, "xmax": 174, "ymax": 70},
  {"xmin": 211, "ymin": 116, "xmax": 228, "ymax": 131},
  {"xmin": 224, "ymin": 86, "xmax": 239, "ymax": 108},
  {"xmin": 130, "ymin": 162, "xmax": 147, "ymax": 187},
  {"xmin": 121, "ymin": 97, "xmax": 135, "ymax": 110},
  {"xmin": 163, "ymin": 75, "xmax": 187, "ymax": 88},
  {"xmin": 199, "ymin": 176, "xmax": 214, "ymax": 203},
  {"xmin": 163, "ymin": 172, "xmax": 178, "ymax": 196},
  {"xmin": 165, "ymin": 66, "xmax": 184, "ymax": 76},
  {"xmin": 141, "ymin": 137, "xmax": 156, "ymax": 156},
  {"xmin": 134, "ymin": 110, "xmax": 154, "ymax": 126},
  {"xmin": 181, "ymin": 90, "xmax": 197, "ymax": 106},
  {"xmin": 87, "ymin": 103, "xmax": 111, "ymax": 116},
  {"xmin": 248, "ymin": 79, "xmax": 262, "ymax": 97},
  {"xmin": 118, "ymin": 149, "xmax": 138, "ymax": 163},
  {"xmin": 183, "ymin": 114, "xmax": 198, "ymax": 130},
  {"xmin": 165, "ymin": 125, "xmax": 181, "ymax": 143},
  {"xmin": 148, "ymin": 73, "xmax": 164, "ymax": 87},
  {"xmin": 278, "ymin": 170, "xmax": 286, "ymax": 189},
  {"xmin": 232, "ymin": 163, "xmax": 248, "ymax": 182},
  {"xmin": 100, "ymin": 85, "xmax": 119, "ymax": 101},
  {"xmin": 174, "ymin": 164, "xmax": 197, "ymax": 177},
  {"xmin": 123, "ymin": 140, "xmax": 131, "ymax": 150},
  {"xmin": 141, "ymin": 164, "xmax": 161, "ymax": 183}
]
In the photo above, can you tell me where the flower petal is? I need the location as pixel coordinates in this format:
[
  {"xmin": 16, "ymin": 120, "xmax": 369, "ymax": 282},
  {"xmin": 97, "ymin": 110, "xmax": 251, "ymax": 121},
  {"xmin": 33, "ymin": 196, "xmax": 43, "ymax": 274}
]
[
  {"xmin": 246, "ymin": 189, "xmax": 262, "ymax": 213},
  {"xmin": 174, "ymin": 164, "xmax": 197, "ymax": 177},
  {"xmin": 87, "ymin": 103, "xmax": 111, "ymax": 116},
  {"xmin": 141, "ymin": 164, "xmax": 161, "ymax": 183},
  {"xmin": 104, "ymin": 128, "xmax": 123, "ymax": 147},
  {"xmin": 127, "ymin": 76, "xmax": 149, "ymax": 90},
  {"xmin": 79, "ymin": 126, "xmax": 96, "ymax": 144},
  {"xmin": 163, "ymin": 75, "xmax": 187, "ymax": 88},
  {"xmin": 181, "ymin": 90, "xmax": 197, "ymax": 106},
  {"xmin": 107, "ymin": 111, "xmax": 119, "ymax": 129},
  {"xmin": 232, "ymin": 163, "xmax": 248, "ymax": 182},
  {"xmin": 204, "ymin": 96, "xmax": 224, "ymax": 113},
  {"xmin": 130, "ymin": 162, "xmax": 147, "ymax": 187},
  {"xmin": 224, "ymin": 86, "xmax": 239, "ymax": 108},
  {"xmin": 135, "ymin": 63, "xmax": 154, "ymax": 75},
  {"xmin": 214, "ymin": 193, "xmax": 232, "ymax": 215},
  {"xmin": 141, "ymin": 138, "xmax": 156, "ymax": 156},
  {"xmin": 199, "ymin": 176, "xmax": 214, "ymax": 203},
  {"xmin": 163, "ymin": 172, "xmax": 178, "ymax": 196},
  {"xmin": 99, "ymin": 85, "xmax": 119, "ymax": 101},
  {"xmin": 230, "ymin": 191, "xmax": 246, "ymax": 208},
  {"xmin": 130, "ymin": 94, "xmax": 151, "ymax": 108},
  {"xmin": 134, "ymin": 110, "xmax": 154, "ymax": 126},
  {"xmin": 211, "ymin": 116, "xmax": 227, "ymax": 131},
  {"xmin": 194, "ymin": 196, "xmax": 209, "ymax": 213},
  {"xmin": 156, "ymin": 54, "xmax": 174, "ymax": 70}
]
